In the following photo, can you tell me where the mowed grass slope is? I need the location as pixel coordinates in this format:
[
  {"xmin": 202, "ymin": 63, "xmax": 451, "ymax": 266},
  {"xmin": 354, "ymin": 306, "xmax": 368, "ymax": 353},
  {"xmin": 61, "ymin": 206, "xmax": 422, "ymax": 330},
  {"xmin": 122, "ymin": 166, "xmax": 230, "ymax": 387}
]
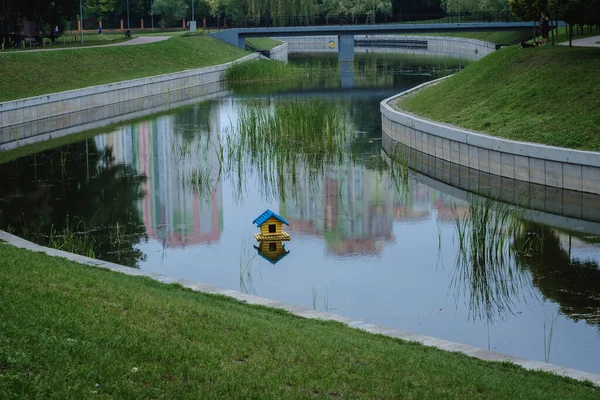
[
  {"xmin": 398, "ymin": 45, "xmax": 600, "ymax": 151},
  {"xmin": 246, "ymin": 37, "xmax": 283, "ymax": 50},
  {"xmin": 0, "ymin": 244, "xmax": 599, "ymax": 399},
  {"xmin": 0, "ymin": 36, "xmax": 249, "ymax": 102},
  {"xmin": 423, "ymin": 29, "xmax": 531, "ymax": 44}
]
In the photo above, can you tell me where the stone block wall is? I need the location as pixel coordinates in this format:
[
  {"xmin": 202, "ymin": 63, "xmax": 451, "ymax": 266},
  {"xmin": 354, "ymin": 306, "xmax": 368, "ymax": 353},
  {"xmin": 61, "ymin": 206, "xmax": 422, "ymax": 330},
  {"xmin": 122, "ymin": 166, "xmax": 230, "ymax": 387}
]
[
  {"xmin": 265, "ymin": 42, "xmax": 289, "ymax": 62},
  {"xmin": 0, "ymin": 53, "xmax": 260, "ymax": 149},
  {"xmin": 381, "ymin": 78, "xmax": 600, "ymax": 195},
  {"xmin": 277, "ymin": 35, "xmax": 495, "ymax": 60}
]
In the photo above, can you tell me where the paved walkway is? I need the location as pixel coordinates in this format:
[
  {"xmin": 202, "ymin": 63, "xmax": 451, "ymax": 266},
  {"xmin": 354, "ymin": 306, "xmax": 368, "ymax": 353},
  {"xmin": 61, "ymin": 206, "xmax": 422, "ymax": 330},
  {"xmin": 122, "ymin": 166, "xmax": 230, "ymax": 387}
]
[
  {"xmin": 4, "ymin": 36, "xmax": 171, "ymax": 53},
  {"xmin": 560, "ymin": 35, "xmax": 600, "ymax": 47}
]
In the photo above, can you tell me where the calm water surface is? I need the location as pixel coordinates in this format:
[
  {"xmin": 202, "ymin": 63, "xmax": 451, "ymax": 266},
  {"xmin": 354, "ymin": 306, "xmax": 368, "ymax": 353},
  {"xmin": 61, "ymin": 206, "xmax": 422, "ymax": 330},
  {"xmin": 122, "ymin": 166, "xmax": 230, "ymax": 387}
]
[{"xmin": 1, "ymin": 53, "xmax": 600, "ymax": 374}]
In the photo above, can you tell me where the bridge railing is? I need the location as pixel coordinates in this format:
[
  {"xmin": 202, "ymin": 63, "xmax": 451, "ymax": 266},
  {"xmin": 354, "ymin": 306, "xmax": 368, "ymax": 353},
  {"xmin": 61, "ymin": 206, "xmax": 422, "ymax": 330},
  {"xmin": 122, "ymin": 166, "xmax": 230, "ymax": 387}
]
[{"xmin": 208, "ymin": 12, "xmax": 520, "ymax": 30}]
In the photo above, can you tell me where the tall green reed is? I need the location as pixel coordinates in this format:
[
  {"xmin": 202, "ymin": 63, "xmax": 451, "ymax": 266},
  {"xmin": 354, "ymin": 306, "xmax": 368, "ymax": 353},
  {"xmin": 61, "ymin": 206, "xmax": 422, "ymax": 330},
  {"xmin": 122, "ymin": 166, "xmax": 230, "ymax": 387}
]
[{"xmin": 451, "ymin": 194, "xmax": 533, "ymax": 323}]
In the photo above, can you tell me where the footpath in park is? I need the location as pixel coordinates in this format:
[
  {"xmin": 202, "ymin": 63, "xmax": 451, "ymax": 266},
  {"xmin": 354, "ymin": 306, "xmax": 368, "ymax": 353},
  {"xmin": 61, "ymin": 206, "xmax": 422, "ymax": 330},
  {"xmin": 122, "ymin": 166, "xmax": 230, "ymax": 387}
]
[
  {"xmin": 3, "ymin": 36, "xmax": 171, "ymax": 53},
  {"xmin": 560, "ymin": 35, "xmax": 600, "ymax": 48}
]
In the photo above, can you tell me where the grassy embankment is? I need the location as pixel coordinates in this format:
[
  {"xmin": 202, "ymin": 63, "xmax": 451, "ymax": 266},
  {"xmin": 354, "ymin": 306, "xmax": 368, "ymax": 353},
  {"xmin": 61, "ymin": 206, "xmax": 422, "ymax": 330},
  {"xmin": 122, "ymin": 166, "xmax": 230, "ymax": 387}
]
[
  {"xmin": 422, "ymin": 30, "xmax": 530, "ymax": 44},
  {"xmin": 414, "ymin": 27, "xmax": 599, "ymax": 45},
  {"xmin": 246, "ymin": 37, "xmax": 283, "ymax": 50},
  {"xmin": 226, "ymin": 59, "xmax": 338, "ymax": 84},
  {"xmin": 0, "ymin": 36, "xmax": 249, "ymax": 102},
  {"xmin": 0, "ymin": 243, "xmax": 599, "ymax": 399},
  {"xmin": 398, "ymin": 45, "xmax": 600, "ymax": 151}
]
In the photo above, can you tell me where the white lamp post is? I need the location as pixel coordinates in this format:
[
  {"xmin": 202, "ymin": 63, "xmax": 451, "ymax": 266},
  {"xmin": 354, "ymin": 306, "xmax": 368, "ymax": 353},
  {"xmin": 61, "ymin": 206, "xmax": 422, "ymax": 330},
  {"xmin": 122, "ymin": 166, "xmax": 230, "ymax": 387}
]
[{"xmin": 79, "ymin": 0, "xmax": 83, "ymax": 44}]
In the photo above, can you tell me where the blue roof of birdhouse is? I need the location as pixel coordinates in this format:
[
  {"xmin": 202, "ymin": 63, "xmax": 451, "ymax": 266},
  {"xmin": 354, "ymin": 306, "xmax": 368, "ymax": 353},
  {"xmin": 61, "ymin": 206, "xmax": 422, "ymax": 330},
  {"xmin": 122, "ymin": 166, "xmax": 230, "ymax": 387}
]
[{"xmin": 252, "ymin": 209, "xmax": 290, "ymax": 227}]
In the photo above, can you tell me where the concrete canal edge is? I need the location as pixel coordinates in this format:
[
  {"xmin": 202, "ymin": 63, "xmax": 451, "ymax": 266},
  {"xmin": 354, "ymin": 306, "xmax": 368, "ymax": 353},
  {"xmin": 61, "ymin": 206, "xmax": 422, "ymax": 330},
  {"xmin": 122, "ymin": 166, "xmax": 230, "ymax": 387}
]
[
  {"xmin": 1, "ymin": 229, "xmax": 599, "ymax": 386},
  {"xmin": 380, "ymin": 77, "xmax": 600, "ymax": 195},
  {"xmin": 262, "ymin": 41, "xmax": 288, "ymax": 62},
  {"xmin": 276, "ymin": 35, "xmax": 495, "ymax": 59},
  {"xmin": 0, "ymin": 53, "xmax": 261, "ymax": 149}
]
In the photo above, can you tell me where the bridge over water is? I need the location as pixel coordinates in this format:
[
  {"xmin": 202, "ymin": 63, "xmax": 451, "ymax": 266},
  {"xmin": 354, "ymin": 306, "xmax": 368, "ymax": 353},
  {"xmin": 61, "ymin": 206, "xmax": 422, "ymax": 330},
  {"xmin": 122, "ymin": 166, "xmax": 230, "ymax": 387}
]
[{"xmin": 211, "ymin": 22, "xmax": 536, "ymax": 61}]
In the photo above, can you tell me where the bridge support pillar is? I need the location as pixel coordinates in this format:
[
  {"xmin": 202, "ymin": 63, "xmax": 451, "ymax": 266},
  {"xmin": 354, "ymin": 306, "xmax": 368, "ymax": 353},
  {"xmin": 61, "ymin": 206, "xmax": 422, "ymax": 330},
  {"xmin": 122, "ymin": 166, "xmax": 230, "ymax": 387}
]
[
  {"xmin": 338, "ymin": 34, "xmax": 354, "ymax": 62},
  {"xmin": 339, "ymin": 62, "xmax": 355, "ymax": 89},
  {"xmin": 238, "ymin": 36, "xmax": 245, "ymax": 48}
]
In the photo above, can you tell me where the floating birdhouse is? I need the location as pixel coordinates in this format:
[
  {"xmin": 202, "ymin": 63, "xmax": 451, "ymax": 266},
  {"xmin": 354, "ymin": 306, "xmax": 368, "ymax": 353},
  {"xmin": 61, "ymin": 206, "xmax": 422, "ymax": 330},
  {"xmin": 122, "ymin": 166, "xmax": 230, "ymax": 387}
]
[
  {"xmin": 254, "ymin": 240, "xmax": 290, "ymax": 264},
  {"xmin": 252, "ymin": 209, "xmax": 290, "ymax": 242}
]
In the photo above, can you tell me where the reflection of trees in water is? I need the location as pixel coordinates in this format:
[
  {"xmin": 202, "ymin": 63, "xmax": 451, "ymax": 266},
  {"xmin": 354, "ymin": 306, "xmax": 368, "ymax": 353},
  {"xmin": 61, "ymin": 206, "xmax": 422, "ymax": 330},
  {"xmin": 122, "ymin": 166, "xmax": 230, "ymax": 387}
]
[
  {"xmin": 450, "ymin": 192, "xmax": 600, "ymax": 327},
  {"xmin": 514, "ymin": 225, "xmax": 600, "ymax": 326},
  {"xmin": 450, "ymin": 194, "xmax": 534, "ymax": 324},
  {"xmin": 0, "ymin": 141, "xmax": 147, "ymax": 267}
]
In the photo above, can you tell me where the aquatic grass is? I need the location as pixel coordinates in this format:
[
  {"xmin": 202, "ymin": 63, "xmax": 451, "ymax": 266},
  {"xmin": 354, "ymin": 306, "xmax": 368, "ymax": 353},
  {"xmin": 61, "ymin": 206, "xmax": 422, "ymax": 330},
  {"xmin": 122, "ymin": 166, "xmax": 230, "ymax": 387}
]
[
  {"xmin": 450, "ymin": 194, "xmax": 534, "ymax": 323},
  {"xmin": 226, "ymin": 98, "xmax": 354, "ymax": 202},
  {"xmin": 225, "ymin": 59, "xmax": 338, "ymax": 85},
  {"xmin": 48, "ymin": 216, "xmax": 97, "ymax": 259},
  {"xmin": 544, "ymin": 313, "xmax": 559, "ymax": 363},
  {"xmin": 385, "ymin": 144, "xmax": 412, "ymax": 204},
  {"xmin": 239, "ymin": 238, "xmax": 257, "ymax": 295}
]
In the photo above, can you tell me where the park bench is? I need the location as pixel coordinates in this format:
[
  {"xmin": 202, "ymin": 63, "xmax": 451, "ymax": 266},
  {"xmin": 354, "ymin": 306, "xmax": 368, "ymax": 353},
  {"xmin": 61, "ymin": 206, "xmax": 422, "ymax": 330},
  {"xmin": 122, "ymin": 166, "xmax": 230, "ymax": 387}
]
[{"xmin": 24, "ymin": 37, "xmax": 41, "ymax": 49}]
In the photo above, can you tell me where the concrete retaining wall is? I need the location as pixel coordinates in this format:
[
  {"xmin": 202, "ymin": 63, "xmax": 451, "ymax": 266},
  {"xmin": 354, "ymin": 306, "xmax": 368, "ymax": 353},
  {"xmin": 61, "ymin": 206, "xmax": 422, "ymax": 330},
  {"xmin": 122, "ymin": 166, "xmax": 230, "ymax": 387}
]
[
  {"xmin": 0, "ymin": 53, "xmax": 260, "ymax": 148},
  {"xmin": 382, "ymin": 135, "xmax": 600, "ymax": 235},
  {"xmin": 277, "ymin": 35, "xmax": 495, "ymax": 60},
  {"xmin": 381, "ymin": 77, "xmax": 600, "ymax": 195},
  {"xmin": 265, "ymin": 41, "xmax": 289, "ymax": 62}
]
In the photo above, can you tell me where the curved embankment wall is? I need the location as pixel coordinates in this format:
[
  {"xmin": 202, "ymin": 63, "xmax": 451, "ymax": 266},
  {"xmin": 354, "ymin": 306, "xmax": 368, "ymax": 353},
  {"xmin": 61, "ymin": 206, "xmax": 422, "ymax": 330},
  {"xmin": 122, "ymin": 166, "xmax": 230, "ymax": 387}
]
[
  {"xmin": 264, "ymin": 41, "xmax": 288, "ymax": 62},
  {"xmin": 382, "ymin": 136, "xmax": 600, "ymax": 235},
  {"xmin": 0, "ymin": 53, "xmax": 260, "ymax": 150},
  {"xmin": 276, "ymin": 35, "xmax": 496, "ymax": 60},
  {"xmin": 381, "ymin": 77, "xmax": 600, "ymax": 195}
]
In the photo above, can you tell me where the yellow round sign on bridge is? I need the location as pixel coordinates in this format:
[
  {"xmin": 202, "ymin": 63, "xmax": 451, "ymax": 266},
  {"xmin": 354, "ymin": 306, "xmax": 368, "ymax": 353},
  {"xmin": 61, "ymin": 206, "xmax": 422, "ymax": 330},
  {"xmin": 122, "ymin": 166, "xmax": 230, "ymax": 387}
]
[{"xmin": 328, "ymin": 40, "xmax": 335, "ymax": 49}]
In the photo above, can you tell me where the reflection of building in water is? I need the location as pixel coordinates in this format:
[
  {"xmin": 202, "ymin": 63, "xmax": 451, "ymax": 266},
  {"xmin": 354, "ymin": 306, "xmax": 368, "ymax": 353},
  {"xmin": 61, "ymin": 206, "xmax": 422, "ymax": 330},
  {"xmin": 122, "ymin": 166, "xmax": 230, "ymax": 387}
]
[
  {"xmin": 558, "ymin": 233, "xmax": 600, "ymax": 267},
  {"xmin": 94, "ymin": 106, "xmax": 223, "ymax": 248},
  {"xmin": 392, "ymin": 181, "xmax": 432, "ymax": 221},
  {"xmin": 281, "ymin": 163, "xmax": 394, "ymax": 256},
  {"xmin": 388, "ymin": 179, "xmax": 470, "ymax": 223}
]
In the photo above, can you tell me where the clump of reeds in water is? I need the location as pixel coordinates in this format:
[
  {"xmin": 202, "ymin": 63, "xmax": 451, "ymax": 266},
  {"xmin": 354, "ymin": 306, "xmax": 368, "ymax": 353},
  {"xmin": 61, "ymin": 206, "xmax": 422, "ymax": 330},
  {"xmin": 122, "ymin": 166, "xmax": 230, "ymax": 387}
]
[
  {"xmin": 451, "ymin": 194, "xmax": 533, "ymax": 323},
  {"xmin": 48, "ymin": 217, "xmax": 96, "ymax": 259},
  {"xmin": 225, "ymin": 59, "xmax": 339, "ymax": 84},
  {"xmin": 226, "ymin": 98, "xmax": 353, "ymax": 202}
]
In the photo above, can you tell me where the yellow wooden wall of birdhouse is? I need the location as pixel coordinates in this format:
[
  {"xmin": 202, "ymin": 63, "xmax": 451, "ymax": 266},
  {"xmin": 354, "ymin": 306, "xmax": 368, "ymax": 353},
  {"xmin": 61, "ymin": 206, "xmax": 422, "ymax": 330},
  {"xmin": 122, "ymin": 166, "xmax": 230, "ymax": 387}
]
[{"xmin": 259, "ymin": 217, "xmax": 284, "ymax": 237}]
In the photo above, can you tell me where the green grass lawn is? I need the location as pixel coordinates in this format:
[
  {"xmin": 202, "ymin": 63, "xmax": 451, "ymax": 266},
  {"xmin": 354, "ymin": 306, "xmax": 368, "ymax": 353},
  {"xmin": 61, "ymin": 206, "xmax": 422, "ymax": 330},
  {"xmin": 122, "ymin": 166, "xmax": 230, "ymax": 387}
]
[
  {"xmin": 422, "ymin": 30, "xmax": 531, "ymax": 44},
  {"xmin": 0, "ymin": 36, "xmax": 249, "ymax": 102},
  {"xmin": 0, "ymin": 244, "xmax": 598, "ymax": 399},
  {"xmin": 246, "ymin": 37, "xmax": 283, "ymax": 50},
  {"xmin": 398, "ymin": 45, "xmax": 600, "ymax": 151}
]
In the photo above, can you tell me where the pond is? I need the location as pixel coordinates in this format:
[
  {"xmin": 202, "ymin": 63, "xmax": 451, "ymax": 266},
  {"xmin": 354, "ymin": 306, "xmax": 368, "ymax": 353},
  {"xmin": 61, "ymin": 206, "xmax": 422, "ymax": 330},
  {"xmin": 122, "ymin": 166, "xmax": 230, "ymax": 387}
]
[{"xmin": 1, "ymin": 51, "xmax": 600, "ymax": 374}]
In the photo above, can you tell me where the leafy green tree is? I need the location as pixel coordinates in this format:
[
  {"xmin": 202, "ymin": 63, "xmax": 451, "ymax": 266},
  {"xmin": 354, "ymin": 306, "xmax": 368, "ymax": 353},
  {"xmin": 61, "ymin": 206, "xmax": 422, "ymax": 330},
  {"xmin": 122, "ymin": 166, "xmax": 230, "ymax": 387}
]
[
  {"xmin": 442, "ymin": 0, "xmax": 509, "ymax": 12},
  {"xmin": 151, "ymin": 0, "xmax": 188, "ymax": 26}
]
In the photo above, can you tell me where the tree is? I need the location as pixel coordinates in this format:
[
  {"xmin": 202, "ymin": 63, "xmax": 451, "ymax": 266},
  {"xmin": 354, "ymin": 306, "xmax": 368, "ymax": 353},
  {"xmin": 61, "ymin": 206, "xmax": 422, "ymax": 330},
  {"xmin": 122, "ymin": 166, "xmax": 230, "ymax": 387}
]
[
  {"xmin": 151, "ymin": 0, "xmax": 188, "ymax": 27},
  {"xmin": 442, "ymin": 0, "xmax": 509, "ymax": 13}
]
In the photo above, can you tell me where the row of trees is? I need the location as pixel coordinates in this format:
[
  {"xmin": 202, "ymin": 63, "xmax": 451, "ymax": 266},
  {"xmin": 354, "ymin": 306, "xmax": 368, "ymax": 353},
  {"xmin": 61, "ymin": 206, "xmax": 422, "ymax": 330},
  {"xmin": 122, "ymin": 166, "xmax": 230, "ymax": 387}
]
[
  {"xmin": 510, "ymin": 0, "xmax": 600, "ymax": 26},
  {"xmin": 509, "ymin": 0, "xmax": 600, "ymax": 45},
  {"xmin": 0, "ymin": 0, "xmax": 448, "ymax": 33},
  {"xmin": 2, "ymin": 0, "xmax": 598, "ymax": 35}
]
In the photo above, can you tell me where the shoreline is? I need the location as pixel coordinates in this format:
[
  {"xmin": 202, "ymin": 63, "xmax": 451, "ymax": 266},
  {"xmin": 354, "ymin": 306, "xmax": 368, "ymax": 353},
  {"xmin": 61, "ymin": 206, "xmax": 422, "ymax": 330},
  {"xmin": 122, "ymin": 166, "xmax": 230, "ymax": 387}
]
[{"xmin": 1, "ymin": 228, "xmax": 599, "ymax": 385}]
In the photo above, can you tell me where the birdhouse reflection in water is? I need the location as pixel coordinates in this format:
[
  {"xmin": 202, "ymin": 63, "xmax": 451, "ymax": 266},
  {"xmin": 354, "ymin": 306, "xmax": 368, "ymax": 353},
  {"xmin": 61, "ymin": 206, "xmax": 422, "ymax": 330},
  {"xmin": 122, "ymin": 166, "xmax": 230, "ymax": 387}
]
[{"xmin": 254, "ymin": 240, "xmax": 290, "ymax": 265}]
